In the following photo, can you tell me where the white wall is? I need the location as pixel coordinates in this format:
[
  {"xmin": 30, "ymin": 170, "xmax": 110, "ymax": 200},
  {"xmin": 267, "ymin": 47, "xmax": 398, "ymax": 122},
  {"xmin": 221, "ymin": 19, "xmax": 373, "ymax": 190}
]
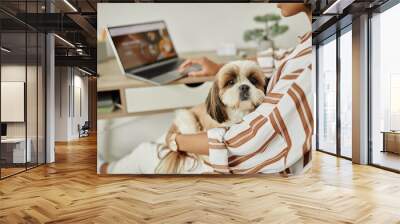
[
  {"xmin": 1, "ymin": 65, "xmax": 36, "ymax": 137},
  {"xmin": 55, "ymin": 67, "xmax": 68, "ymax": 141},
  {"xmin": 75, "ymin": 74, "xmax": 89, "ymax": 123},
  {"xmin": 2, "ymin": 63, "xmax": 47, "ymax": 163},
  {"xmin": 98, "ymin": 3, "xmax": 311, "ymax": 53},
  {"xmin": 54, "ymin": 67, "xmax": 89, "ymax": 141},
  {"xmin": 72, "ymin": 74, "xmax": 89, "ymax": 138}
]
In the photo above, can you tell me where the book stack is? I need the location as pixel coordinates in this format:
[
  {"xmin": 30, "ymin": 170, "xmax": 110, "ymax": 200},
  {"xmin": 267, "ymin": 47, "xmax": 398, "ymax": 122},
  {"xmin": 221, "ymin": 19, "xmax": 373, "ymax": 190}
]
[{"xmin": 97, "ymin": 95, "xmax": 115, "ymax": 114}]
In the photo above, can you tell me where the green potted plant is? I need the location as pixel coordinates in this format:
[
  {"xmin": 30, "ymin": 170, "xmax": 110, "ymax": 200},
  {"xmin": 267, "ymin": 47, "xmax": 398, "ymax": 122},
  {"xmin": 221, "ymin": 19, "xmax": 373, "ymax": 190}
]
[{"xmin": 244, "ymin": 13, "xmax": 289, "ymax": 51}]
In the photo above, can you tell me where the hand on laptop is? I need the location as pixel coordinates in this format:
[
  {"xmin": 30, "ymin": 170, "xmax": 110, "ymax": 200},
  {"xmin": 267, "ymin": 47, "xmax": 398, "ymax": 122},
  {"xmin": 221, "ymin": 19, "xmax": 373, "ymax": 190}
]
[{"xmin": 178, "ymin": 57, "xmax": 222, "ymax": 77}]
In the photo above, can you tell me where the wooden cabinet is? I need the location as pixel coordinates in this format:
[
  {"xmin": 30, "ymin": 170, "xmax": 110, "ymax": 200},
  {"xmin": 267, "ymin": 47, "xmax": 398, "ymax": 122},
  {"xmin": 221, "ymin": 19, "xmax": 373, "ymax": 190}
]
[{"xmin": 382, "ymin": 131, "xmax": 400, "ymax": 154}]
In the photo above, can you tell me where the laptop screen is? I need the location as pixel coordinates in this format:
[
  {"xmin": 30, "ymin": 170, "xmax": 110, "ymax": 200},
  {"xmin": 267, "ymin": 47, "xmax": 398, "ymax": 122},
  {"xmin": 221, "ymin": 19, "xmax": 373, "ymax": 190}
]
[{"xmin": 108, "ymin": 21, "xmax": 178, "ymax": 72}]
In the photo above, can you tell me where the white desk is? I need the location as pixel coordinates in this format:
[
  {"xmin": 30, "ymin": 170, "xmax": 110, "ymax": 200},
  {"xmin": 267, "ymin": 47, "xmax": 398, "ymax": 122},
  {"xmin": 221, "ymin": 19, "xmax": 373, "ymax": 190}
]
[
  {"xmin": 1, "ymin": 138, "xmax": 31, "ymax": 163},
  {"xmin": 97, "ymin": 49, "xmax": 259, "ymax": 120}
]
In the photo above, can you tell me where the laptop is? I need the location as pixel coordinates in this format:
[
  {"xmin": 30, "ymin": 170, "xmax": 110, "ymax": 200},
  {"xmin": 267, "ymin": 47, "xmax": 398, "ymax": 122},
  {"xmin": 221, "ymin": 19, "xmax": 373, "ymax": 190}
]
[
  {"xmin": 1, "ymin": 123, "xmax": 6, "ymax": 140},
  {"xmin": 107, "ymin": 21, "xmax": 201, "ymax": 85}
]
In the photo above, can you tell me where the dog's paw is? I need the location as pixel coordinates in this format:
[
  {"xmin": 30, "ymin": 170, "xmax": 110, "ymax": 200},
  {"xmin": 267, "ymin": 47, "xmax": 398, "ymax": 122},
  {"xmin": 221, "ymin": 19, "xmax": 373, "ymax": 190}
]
[{"xmin": 174, "ymin": 109, "xmax": 201, "ymax": 134}]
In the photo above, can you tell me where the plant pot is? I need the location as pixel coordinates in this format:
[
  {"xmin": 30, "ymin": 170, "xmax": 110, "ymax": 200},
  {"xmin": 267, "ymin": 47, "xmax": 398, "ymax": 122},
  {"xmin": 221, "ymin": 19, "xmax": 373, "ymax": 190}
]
[{"xmin": 257, "ymin": 40, "xmax": 273, "ymax": 52}]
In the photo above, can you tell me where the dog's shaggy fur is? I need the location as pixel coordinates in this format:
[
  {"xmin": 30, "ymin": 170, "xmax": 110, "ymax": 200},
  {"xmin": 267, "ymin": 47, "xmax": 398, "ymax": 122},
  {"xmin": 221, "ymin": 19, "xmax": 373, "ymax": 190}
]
[{"xmin": 157, "ymin": 60, "xmax": 269, "ymax": 173}]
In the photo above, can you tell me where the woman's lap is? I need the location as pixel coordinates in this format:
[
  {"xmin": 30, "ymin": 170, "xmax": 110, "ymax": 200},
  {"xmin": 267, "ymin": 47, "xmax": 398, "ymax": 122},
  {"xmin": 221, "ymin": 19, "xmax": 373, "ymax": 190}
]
[{"xmin": 107, "ymin": 135, "xmax": 212, "ymax": 174}]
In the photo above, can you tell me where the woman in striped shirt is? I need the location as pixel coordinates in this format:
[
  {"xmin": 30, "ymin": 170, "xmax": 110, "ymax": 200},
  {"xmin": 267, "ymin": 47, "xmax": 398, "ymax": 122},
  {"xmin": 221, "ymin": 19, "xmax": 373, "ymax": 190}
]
[
  {"xmin": 101, "ymin": 3, "xmax": 312, "ymax": 175},
  {"xmin": 172, "ymin": 3, "xmax": 313, "ymax": 175}
]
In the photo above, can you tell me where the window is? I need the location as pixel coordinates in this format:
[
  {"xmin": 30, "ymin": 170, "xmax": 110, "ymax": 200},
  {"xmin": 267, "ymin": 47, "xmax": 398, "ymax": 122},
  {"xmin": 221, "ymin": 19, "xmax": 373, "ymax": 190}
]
[
  {"xmin": 316, "ymin": 25, "xmax": 353, "ymax": 159},
  {"xmin": 339, "ymin": 29, "xmax": 352, "ymax": 158},
  {"xmin": 370, "ymin": 3, "xmax": 400, "ymax": 171},
  {"xmin": 390, "ymin": 74, "xmax": 400, "ymax": 130},
  {"xmin": 0, "ymin": 2, "xmax": 47, "ymax": 179},
  {"xmin": 317, "ymin": 36, "xmax": 337, "ymax": 155}
]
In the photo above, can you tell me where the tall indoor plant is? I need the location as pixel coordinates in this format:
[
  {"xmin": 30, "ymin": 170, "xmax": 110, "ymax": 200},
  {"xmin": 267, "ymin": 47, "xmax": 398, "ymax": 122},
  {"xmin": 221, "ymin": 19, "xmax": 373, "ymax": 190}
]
[{"xmin": 244, "ymin": 13, "xmax": 289, "ymax": 51}]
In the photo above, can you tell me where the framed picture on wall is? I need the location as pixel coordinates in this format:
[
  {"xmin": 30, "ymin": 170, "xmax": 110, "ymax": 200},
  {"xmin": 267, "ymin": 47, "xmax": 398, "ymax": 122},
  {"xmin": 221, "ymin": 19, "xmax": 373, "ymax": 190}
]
[{"xmin": 1, "ymin": 81, "xmax": 25, "ymax": 122}]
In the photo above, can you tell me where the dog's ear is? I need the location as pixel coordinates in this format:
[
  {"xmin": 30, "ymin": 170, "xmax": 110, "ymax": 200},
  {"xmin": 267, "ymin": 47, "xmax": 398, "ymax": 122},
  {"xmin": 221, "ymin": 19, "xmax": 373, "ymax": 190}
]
[{"xmin": 206, "ymin": 82, "xmax": 228, "ymax": 123}]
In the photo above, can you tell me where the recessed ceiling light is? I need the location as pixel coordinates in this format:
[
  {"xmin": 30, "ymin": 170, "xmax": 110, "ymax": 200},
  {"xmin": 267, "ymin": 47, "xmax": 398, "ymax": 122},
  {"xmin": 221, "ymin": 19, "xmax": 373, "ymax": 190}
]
[
  {"xmin": 323, "ymin": 0, "xmax": 355, "ymax": 15},
  {"xmin": 1, "ymin": 47, "xmax": 11, "ymax": 53},
  {"xmin": 78, "ymin": 67, "xmax": 93, "ymax": 76},
  {"xmin": 63, "ymin": 0, "xmax": 78, "ymax": 12},
  {"xmin": 54, "ymin": 34, "xmax": 75, "ymax": 48}
]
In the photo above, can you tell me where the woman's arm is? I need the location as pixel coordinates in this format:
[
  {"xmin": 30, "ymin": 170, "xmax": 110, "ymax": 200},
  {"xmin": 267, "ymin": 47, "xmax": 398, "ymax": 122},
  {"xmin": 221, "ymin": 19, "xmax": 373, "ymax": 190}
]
[
  {"xmin": 175, "ymin": 132, "xmax": 209, "ymax": 155},
  {"xmin": 176, "ymin": 66, "xmax": 312, "ymax": 174}
]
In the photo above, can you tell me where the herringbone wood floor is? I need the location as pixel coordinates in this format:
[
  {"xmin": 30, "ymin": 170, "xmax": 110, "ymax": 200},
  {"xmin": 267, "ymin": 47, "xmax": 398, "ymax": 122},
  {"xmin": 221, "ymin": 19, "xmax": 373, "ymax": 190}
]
[{"xmin": 1, "ymin": 135, "xmax": 400, "ymax": 224}]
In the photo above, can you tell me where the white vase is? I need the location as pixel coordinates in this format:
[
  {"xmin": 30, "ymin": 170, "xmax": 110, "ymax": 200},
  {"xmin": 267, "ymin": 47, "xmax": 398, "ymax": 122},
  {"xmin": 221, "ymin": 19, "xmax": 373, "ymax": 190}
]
[{"xmin": 257, "ymin": 40, "xmax": 273, "ymax": 52}]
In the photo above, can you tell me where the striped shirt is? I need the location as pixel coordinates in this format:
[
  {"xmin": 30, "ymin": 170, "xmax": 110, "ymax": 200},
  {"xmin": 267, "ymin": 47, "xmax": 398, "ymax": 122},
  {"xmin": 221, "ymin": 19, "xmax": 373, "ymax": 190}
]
[{"xmin": 206, "ymin": 32, "xmax": 313, "ymax": 175}]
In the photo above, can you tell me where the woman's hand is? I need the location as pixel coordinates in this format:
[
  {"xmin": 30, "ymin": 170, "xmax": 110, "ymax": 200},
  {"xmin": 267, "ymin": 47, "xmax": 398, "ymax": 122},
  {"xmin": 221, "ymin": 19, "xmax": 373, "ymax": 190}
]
[{"xmin": 178, "ymin": 57, "xmax": 223, "ymax": 77}]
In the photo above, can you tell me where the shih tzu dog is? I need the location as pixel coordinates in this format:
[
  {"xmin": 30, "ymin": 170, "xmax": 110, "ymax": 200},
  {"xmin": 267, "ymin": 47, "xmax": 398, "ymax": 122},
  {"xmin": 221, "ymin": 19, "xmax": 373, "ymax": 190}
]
[
  {"xmin": 175, "ymin": 60, "xmax": 268, "ymax": 132},
  {"xmin": 157, "ymin": 60, "xmax": 269, "ymax": 173}
]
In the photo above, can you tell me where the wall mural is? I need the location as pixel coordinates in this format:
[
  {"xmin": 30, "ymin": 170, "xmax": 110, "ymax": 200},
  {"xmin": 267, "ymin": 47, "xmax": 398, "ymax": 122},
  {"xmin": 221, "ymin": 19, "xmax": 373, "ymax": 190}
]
[{"xmin": 97, "ymin": 3, "xmax": 313, "ymax": 175}]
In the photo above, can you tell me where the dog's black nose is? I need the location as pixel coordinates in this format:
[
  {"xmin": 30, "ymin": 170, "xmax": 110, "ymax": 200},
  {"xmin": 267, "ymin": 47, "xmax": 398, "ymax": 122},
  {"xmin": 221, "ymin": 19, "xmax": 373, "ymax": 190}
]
[
  {"xmin": 239, "ymin": 85, "xmax": 250, "ymax": 92},
  {"xmin": 239, "ymin": 85, "xmax": 250, "ymax": 101}
]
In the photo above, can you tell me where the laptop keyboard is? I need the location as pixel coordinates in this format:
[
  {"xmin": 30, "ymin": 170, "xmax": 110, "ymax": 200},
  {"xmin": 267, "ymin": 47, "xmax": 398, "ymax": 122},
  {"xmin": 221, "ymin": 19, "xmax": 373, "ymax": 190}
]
[{"xmin": 134, "ymin": 61, "xmax": 181, "ymax": 79}]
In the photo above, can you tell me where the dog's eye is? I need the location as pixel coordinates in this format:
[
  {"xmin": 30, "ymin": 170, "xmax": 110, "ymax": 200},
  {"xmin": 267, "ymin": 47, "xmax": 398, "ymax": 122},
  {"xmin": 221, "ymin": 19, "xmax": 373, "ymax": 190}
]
[
  {"xmin": 248, "ymin": 76, "xmax": 258, "ymax": 85},
  {"xmin": 226, "ymin": 79, "xmax": 235, "ymax": 87}
]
